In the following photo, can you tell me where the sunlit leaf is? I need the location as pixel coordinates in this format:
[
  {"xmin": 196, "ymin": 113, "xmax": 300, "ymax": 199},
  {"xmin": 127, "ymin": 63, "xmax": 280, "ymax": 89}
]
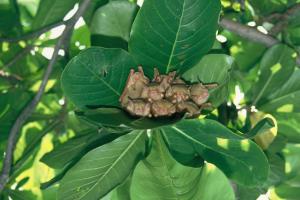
[
  {"xmin": 130, "ymin": 132, "xmax": 235, "ymax": 200},
  {"xmin": 129, "ymin": 0, "xmax": 221, "ymax": 74},
  {"xmin": 58, "ymin": 131, "xmax": 147, "ymax": 200},
  {"xmin": 162, "ymin": 119, "xmax": 269, "ymax": 186}
]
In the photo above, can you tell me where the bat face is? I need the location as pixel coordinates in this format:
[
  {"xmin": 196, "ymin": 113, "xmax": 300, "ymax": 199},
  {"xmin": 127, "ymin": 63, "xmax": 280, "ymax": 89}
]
[{"xmin": 190, "ymin": 83, "xmax": 210, "ymax": 106}]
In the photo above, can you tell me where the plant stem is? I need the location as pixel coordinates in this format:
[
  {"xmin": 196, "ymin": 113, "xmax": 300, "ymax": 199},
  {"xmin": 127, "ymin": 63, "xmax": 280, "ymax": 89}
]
[{"xmin": 0, "ymin": 0, "xmax": 92, "ymax": 192}]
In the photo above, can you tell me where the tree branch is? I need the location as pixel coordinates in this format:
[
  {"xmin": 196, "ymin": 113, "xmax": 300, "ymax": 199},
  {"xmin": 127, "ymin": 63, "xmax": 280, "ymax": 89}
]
[
  {"xmin": 219, "ymin": 18, "xmax": 279, "ymax": 47},
  {"xmin": 0, "ymin": 0, "xmax": 91, "ymax": 192},
  {"xmin": 267, "ymin": 3, "xmax": 300, "ymax": 35},
  {"xmin": 0, "ymin": 21, "xmax": 65, "ymax": 43},
  {"xmin": 219, "ymin": 18, "xmax": 300, "ymax": 66}
]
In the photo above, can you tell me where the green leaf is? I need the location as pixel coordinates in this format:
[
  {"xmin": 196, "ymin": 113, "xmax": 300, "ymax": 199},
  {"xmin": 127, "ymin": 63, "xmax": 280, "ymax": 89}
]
[
  {"xmin": 249, "ymin": 0, "xmax": 296, "ymax": 15},
  {"xmin": 129, "ymin": 0, "xmax": 221, "ymax": 74},
  {"xmin": 40, "ymin": 129, "xmax": 123, "ymax": 169},
  {"xmin": 162, "ymin": 119, "xmax": 269, "ymax": 186},
  {"xmin": 70, "ymin": 25, "xmax": 91, "ymax": 58},
  {"xmin": 223, "ymin": 30, "xmax": 266, "ymax": 72},
  {"xmin": 274, "ymin": 183, "xmax": 300, "ymax": 200},
  {"xmin": 79, "ymin": 107, "xmax": 181, "ymax": 130},
  {"xmin": 32, "ymin": 0, "xmax": 78, "ymax": 30},
  {"xmin": 110, "ymin": 175, "xmax": 132, "ymax": 200},
  {"xmin": 252, "ymin": 44, "xmax": 296, "ymax": 107},
  {"xmin": 90, "ymin": 1, "xmax": 138, "ymax": 41},
  {"xmin": 283, "ymin": 144, "xmax": 300, "ymax": 179},
  {"xmin": 244, "ymin": 117, "xmax": 275, "ymax": 139},
  {"xmin": 265, "ymin": 152, "xmax": 286, "ymax": 187},
  {"xmin": 61, "ymin": 47, "xmax": 136, "ymax": 109},
  {"xmin": 130, "ymin": 132, "xmax": 235, "ymax": 200},
  {"xmin": 83, "ymin": 0, "xmax": 109, "ymax": 25},
  {"xmin": 7, "ymin": 189, "xmax": 37, "ymax": 200},
  {"xmin": 57, "ymin": 131, "xmax": 147, "ymax": 200},
  {"xmin": 182, "ymin": 54, "xmax": 233, "ymax": 106},
  {"xmin": 275, "ymin": 113, "xmax": 300, "ymax": 143},
  {"xmin": 0, "ymin": 4, "xmax": 19, "ymax": 35},
  {"xmin": 259, "ymin": 69, "xmax": 300, "ymax": 113}
]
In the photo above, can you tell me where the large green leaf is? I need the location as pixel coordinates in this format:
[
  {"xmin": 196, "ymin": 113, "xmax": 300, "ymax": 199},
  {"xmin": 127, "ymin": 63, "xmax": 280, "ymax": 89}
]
[
  {"xmin": 182, "ymin": 54, "xmax": 233, "ymax": 107},
  {"xmin": 130, "ymin": 133, "xmax": 235, "ymax": 200},
  {"xmin": 32, "ymin": 0, "xmax": 78, "ymax": 29},
  {"xmin": 79, "ymin": 107, "xmax": 182, "ymax": 130},
  {"xmin": 7, "ymin": 189, "xmax": 37, "ymax": 200},
  {"xmin": 90, "ymin": 1, "xmax": 138, "ymax": 41},
  {"xmin": 57, "ymin": 131, "xmax": 147, "ymax": 200},
  {"xmin": 162, "ymin": 119, "xmax": 269, "ymax": 186},
  {"xmin": 251, "ymin": 44, "xmax": 296, "ymax": 107},
  {"xmin": 129, "ymin": 0, "xmax": 221, "ymax": 74},
  {"xmin": 41, "ymin": 129, "xmax": 123, "ymax": 169},
  {"xmin": 0, "ymin": 3, "xmax": 19, "ymax": 35},
  {"xmin": 259, "ymin": 69, "xmax": 300, "ymax": 113},
  {"xmin": 61, "ymin": 47, "xmax": 136, "ymax": 109},
  {"xmin": 275, "ymin": 113, "xmax": 300, "ymax": 143}
]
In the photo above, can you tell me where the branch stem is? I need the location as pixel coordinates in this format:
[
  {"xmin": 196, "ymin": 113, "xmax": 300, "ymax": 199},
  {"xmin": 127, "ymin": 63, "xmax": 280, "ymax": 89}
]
[{"xmin": 0, "ymin": 0, "xmax": 91, "ymax": 192}]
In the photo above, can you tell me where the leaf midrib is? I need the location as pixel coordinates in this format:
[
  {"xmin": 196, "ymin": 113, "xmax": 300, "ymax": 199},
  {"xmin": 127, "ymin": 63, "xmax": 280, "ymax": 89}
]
[
  {"xmin": 253, "ymin": 46, "xmax": 286, "ymax": 106},
  {"xmin": 77, "ymin": 59, "xmax": 120, "ymax": 96},
  {"xmin": 77, "ymin": 132, "xmax": 143, "ymax": 200},
  {"xmin": 171, "ymin": 126, "xmax": 255, "ymax": 177},
  {"xmin": 259, "ymin": 89, "xmax": 300, "ymax": 109},
  {"xmin": 166, "ymin": 0, "xmax": 185, "ymax": 72},
  {"xmin": 155, "ymin": 133, "xmax": 179, "ymax": 200}
]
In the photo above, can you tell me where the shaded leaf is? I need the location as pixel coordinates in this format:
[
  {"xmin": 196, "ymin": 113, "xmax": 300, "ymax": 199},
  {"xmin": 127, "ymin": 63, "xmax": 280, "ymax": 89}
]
[
  {"xmin": 90, "ymin": 1, "xmax": 138, "ymax": 41},
  {"xmin": 33, "ymin": 0, "xmax": 78, "ymax": 29},
  {"xmin": 275, "ymin": 112, "xmax": 300, "ymax": 143},
  {"xmin": 252, "ymin": 44, "xmax": 296, "ymax": 106},
  {"xmin": 7, "ymin": 189, "xmax": 37, "ymax": 200},
  {"xmin": 41, "ymin": 128, "xmax": 123, "ymax": 169},
  {"xmin": 182, "ymin": 54, "xmax": 233, "ymax": 107},
  {"xmin": 162, "ymin": 119, "xmax": 269, "ymax": 186},
  {"xmin": 79, "ymin": 107, "xmax": 182, "ymax": 130},
  {"xmin": 259, "ymin": 69, "xmax": 300, "ymax": 113},
  {"xmin": 61, "ymin": 47, "xmax": 136, "ymax": 109},
  {"xmin": 130, "ymin": 132, "xmax": 235, "ymax": 200}
]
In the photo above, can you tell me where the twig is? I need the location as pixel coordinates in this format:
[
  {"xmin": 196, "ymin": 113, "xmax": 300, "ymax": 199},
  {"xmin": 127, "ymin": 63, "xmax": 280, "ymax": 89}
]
[
  {"xmin": 219, "ymin": 18, "xmax": 279, "ymax": 47},
  {"xmin": 0, "ymin": 21, "xmax": 65, "ymax": 43},
  {"xmin": 219, "ymin": 18, "xmax": 300, "ymax": 66},
  {"xmin": 0, "ymin": 0, "xmax": 91, "ymax": 192},
  {"xmin": 268, "ymin": 3, "xmax": 300, "ymax": 35},
  {"xmin": 0, "ymin": 70, "xmax": 23, "ymax": 84}
]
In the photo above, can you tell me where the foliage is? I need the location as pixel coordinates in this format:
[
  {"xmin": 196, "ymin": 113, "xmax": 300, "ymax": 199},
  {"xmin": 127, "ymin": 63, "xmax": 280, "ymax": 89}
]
[{"xmin": 1, "ymin": 0, "xmax": 300, "ymax": 199}]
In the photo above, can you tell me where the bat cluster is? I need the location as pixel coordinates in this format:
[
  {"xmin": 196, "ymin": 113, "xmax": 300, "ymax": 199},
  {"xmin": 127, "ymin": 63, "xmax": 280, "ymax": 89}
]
[{"xmin": 119, "ymin": 66, "xmax": 217, "ymax": 118}]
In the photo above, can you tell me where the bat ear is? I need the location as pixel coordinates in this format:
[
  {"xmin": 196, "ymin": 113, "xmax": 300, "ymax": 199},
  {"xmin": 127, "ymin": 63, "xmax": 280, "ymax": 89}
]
[
  {"xmin": 138, "ymin": 66, "xmax": 144, "ymax": 75},
  {"xmin": 204, "ymin": 83, "xmax": 219, "ymax": 89},
  {"xmin": 153, "ymin": 68, "xmax": 160, "ymax": 79},
  {"xmin": 169, "ymin": 71, "xmax": 176, "ymax": 78}
]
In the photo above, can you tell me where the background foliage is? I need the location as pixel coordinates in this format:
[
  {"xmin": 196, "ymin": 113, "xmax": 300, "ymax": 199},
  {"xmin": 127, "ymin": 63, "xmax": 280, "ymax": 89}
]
[{"xmin": 1, "ymin": 0, "xmax": 300, "ymax": 199}]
